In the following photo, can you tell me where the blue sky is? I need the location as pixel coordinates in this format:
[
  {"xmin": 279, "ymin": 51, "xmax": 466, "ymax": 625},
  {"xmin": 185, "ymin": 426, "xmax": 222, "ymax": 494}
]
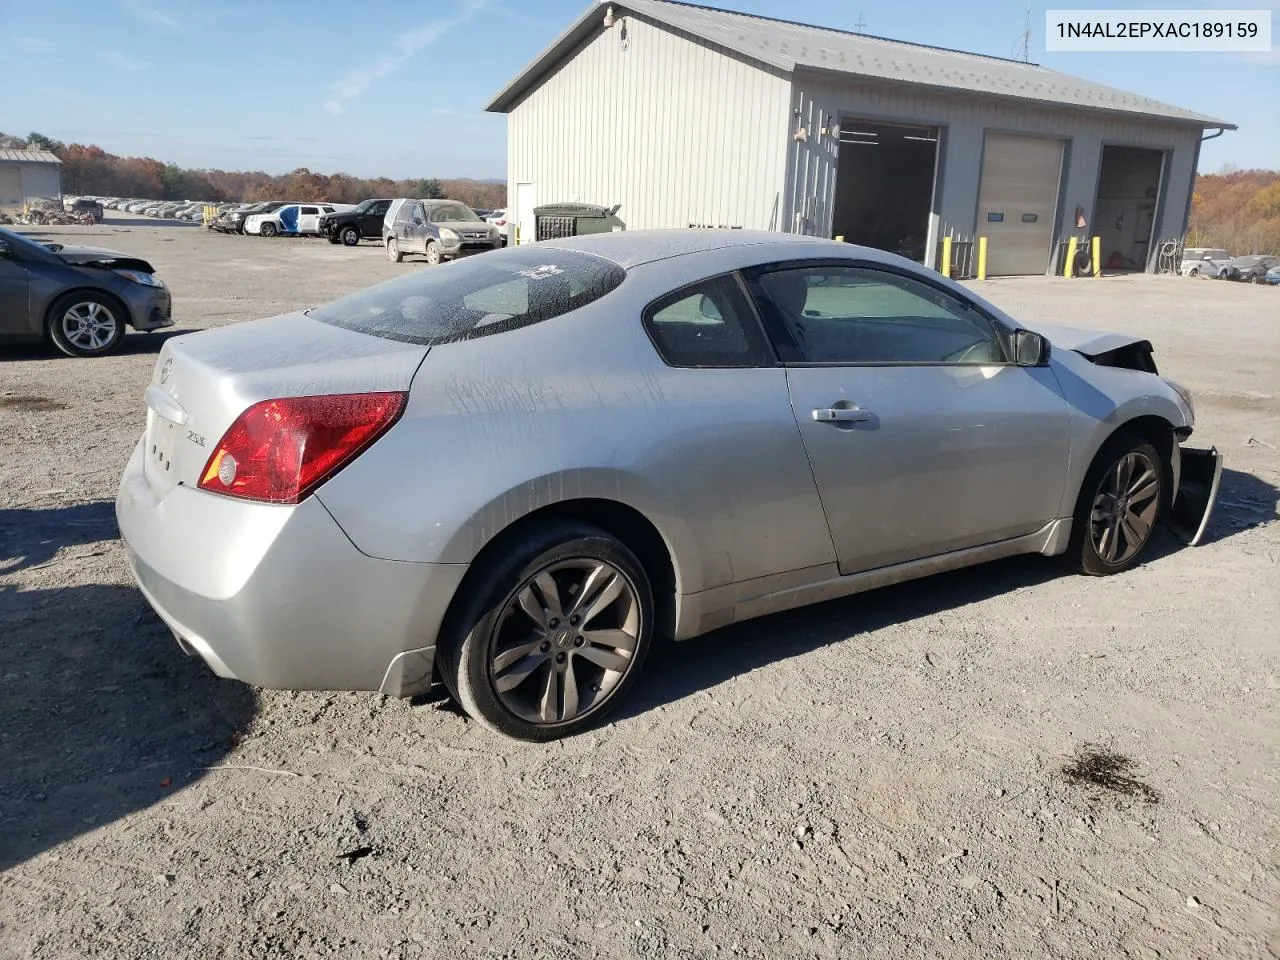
[{"xmin": 5, "ymin": 0, "xmax": 1276, "ymax": 178}]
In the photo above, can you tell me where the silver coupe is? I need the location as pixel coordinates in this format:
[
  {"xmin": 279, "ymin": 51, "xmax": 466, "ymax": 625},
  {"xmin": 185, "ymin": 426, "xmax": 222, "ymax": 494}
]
[{"xmin": 116, "ymin": 231, "xmax": 1221, "ymax": 740}]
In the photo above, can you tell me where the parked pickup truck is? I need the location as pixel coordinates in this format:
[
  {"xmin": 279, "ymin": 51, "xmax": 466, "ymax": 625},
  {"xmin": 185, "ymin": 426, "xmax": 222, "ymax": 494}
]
[{"xmin": 319, "ymin": 198, "xmax": 394, "ymax": 246}]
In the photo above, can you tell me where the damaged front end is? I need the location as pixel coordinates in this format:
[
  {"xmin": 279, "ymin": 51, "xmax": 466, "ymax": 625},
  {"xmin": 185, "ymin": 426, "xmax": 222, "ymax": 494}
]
[{"xmin": 1032, "ymin": 322, "xmax": 1224, "ymax": 546}]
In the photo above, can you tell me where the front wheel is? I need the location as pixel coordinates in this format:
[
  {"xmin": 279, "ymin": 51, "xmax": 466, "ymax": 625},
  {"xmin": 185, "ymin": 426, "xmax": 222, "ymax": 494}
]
[
  {"xmin": 326, "ymin": 234, "xmax": 341, "ymax": 245},
  {"xmin": 1187, "ymin": 266, "xmax": 1200, "ymax": 277},
  {"xmin": 1067, "ymin": 432, "xmax": 1165, "ymax": 576},
  {"xmin": 48, "ymin": 292, "xmax": 125, "ymax": 358},
  {"xmin": 340, "ymin": 226, "xmax": 360, "ymax": 247},
  {"xmin": 440, "ymin": 522, "xmax": 654, "ymax": 741},
  {"xmin": 424, "ymin": 241, "xmax": 441, "ymax": 266},
  {"xmin": 386, "ymin": 237, "xmax": 402, "ymax": 262}
]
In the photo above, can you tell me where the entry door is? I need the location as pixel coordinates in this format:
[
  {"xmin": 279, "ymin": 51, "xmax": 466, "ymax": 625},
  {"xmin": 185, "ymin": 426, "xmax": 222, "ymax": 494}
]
[
  {"xmin": 747, "ymin": 262, "xmax": 1072, "ymax": 575},
  {"xmin": 514, "ymin": 182, "xmax": 535, "ymax": 245},
  {"xmin": 0, "ymin": 252, "xmax": 31, "ymax": 332},
  {"xmin": 0, "ymin": 166, "xmax": 22, "ymax": 208},
  {"xmin": 977, "ymin": 133, "xmax": 1065, "ymax": 276}
]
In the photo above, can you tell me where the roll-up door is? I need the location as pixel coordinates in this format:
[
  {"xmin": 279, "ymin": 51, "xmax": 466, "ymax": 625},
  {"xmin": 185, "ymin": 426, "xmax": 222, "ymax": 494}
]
[{"xmin": 977, "ymin": 134, "xmax": 1065, "ymax": 276}]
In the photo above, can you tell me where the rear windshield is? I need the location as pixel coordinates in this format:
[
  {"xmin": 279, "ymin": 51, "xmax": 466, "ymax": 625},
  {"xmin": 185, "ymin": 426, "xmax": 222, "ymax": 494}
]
[{"xmin": 309, "ymin": 247, "xmax": 626, "ymax": 346}]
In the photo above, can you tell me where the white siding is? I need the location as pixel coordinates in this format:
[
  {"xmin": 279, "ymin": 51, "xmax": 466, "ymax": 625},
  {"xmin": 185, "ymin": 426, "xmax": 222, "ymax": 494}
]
[
  {"xmin": 507, "ymin": 14, "xmax": 792, "ymax": 233},
  {"xmin": 18, "ymin": 163, "xmax": 62, "ymax": 203},
  {"xmin": 786, "ymin": 73, "xmax": 1202, "ymax": 271}
]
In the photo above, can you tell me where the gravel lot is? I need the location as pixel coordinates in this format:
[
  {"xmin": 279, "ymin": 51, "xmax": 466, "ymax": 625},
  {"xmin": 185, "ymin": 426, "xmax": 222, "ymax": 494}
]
[{"xmin": 2, "ymin": 215, "xmax": 1277, "ymax": 959}]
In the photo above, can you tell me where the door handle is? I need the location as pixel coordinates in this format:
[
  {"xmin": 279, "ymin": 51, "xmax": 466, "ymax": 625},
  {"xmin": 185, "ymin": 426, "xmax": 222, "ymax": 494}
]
[{"xmin": 812, "ymin": 406, "xmax": 872, "ymax": 424}]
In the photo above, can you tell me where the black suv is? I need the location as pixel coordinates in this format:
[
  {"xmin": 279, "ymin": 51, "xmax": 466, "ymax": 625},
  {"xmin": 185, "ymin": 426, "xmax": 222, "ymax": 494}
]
[
  {"xmin": 67, "ymin": 198, "xmax": 105, "ymax": 222},
  {"xmin": 319, "ymin": 199, "xmax": 394, "ymax": 247}
]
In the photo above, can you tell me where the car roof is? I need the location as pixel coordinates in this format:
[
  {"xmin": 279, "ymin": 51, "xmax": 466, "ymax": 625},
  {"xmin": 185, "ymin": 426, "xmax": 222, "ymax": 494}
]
[{"xmin": 536, "ymin": 229, "xmax": 842, "ymax": 268}]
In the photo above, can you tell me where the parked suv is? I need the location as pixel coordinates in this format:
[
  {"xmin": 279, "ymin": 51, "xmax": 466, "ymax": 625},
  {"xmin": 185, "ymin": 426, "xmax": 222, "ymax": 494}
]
[
  {"xmin": 1227, "ymin": 254, "xmax": 1280, "ymax": 284},
  {"xmin": 66, "ymin": 198, "xmax": 105, "ymax": 222},
  {"xmin": 383, "ymin": 200, "xmax": 501, "ymax": 264},
  {"xmin": 1180, "ymin": 247, "xmax": 1232, "ymax": 278},
  {"xmin": 319, "ymin": 198, "xmax": 394, "ymax": 247}
]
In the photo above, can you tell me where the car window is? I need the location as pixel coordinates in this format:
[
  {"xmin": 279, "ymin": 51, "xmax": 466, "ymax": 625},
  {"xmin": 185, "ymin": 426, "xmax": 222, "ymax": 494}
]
[
  {"xmin": 430, "ymin": 204, "xmax": 479, "ymax": 223},
  {"xmin": 755, "ymin": 265, "xmax": 1007, "ymax": 365},
  {"xmin": 309, "ymin": 247, "xmax": 625, "ymax": 346},
  {"xmin": 370, "ymin": 201, "xmax": 389, "ymax": 215},
  {"xmin": 300, "ymin": 206, "xmax": 319, "ymax": 215},
  {"xmin": 643, "ymin": 274, "xmax": 773, "ymax": 368}
]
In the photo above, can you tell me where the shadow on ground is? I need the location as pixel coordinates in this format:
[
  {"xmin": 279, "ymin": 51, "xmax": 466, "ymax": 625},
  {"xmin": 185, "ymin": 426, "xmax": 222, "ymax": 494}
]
[
  {"xmin": 621, "ymin": 467, "xmax": 1276, "ymax": 720},
  {"xmin": 0, "ymin": 502, "xmax": 255, "ymax": 871},
  {"xmin": 0, "ymin": 500, "xmax": 119, "ymax": 573},
  {"xmin": 1203, "ymin": 467, "xmax": 1278, "ymax": 545},
  {"xmin": 0, "ymin": 328, "xmax": 195, "ymax": 364}
]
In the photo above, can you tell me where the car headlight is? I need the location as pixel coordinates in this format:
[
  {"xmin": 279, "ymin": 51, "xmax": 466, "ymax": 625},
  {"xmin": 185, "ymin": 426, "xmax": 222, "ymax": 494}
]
[
  {"xmin": 114, "ymin": 269, "xmax": 163, "ymax": 288},
  {"xmin": 1163, "ymin": 377, "xmax": 1195, "ymax": 423},
  {"xmin": 438, "ymin": 228, "xmax": 458, "ymax": 242}
]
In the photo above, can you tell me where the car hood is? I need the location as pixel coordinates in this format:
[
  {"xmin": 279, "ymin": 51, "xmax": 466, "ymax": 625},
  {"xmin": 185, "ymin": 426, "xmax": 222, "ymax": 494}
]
[
  {"xmin": 437, "ymin": 220, "xmax": 492, "ymax": 231},
  {"xmin": 48, "ymin": 244, "xmax": 156, "ymax": 273},
  {"xmin": 1021, "ymin": 322, "xmax": 1150, "ymax": 360}
]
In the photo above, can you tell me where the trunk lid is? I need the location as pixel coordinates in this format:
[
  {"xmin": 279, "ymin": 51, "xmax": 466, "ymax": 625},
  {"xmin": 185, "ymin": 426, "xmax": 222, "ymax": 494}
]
[{"xmin": 141, "ymin": 313, "xmax": 428, "ymax": 498}]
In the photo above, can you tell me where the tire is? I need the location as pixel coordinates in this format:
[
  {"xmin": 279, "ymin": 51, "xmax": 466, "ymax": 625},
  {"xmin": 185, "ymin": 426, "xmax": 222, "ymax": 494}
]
[
  {"xmin": 439, "ymin": 521, "xmax": 655, "ymax": 741},
  {"xmin": 259, "ymin": 222, "xmax": 278, "ymax": 238},
  {"xmin": 1187, "ymin": 266, "xmax": 1199, "ymax": 277},
  {"xmin": 326, "ymin": 234, "xmax": 341, "ymax": 245},
  {"xmin": 340, "ymin": 226, "xmax": 360, "ymax": 247},
  {"xmin": 424, "ymin": 241, "xmax": 441, "ymax": 266},
  {"xmin": 47, "ymin": 291, "xmax": 126, "ymax": 358},
  {"xmin": 1066, "ymin": 431, "xmax": 1166, "ymax": 576},
  {"xmin": 386, "ymin": 237, "xmax": 402, "ymax": 263},
  {"xmin": 1248, "ymin": 274, "xmax": 1259, "ymax": 285}
]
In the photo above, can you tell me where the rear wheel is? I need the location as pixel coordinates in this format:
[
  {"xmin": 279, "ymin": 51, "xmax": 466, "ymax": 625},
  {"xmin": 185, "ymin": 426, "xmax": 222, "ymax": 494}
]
[
  {"xmin": 259, "ymin": 222, "xmax": 278, "ymax": 238},
  {"xmin": 47, "ymin": 292, "xmax": 125, "ymax": 358},
  {"xmin": 386, "ymin": 237, "xmax": 402, "ymax": 263},
  {"xmin": 340, "ymin": 226, "xmax": 360, "ymax": 247},
  {"xmin": 440, "ymin": 521, "xmax": 654, "ymax": 741},
  {"xmin": 424, "ymin": 241, "xmax": 441, "ymax": 266},
  {"xmin": 1067, "ymin": 432, "xmax": 1165, "ymax": 576}
]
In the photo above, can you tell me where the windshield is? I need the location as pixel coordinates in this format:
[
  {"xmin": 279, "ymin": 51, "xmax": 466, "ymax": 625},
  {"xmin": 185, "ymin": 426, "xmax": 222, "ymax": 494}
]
[
  {"xmin": 430, "ymin": 203, "xmax": 480, "ymax": 223},
  {"xmin": 309, "ymin": 247, "xmax": 626, "ymax": 346},
  {"xmin": 354, "ymin": 200, "xmax": 373, "ymax": 214}
]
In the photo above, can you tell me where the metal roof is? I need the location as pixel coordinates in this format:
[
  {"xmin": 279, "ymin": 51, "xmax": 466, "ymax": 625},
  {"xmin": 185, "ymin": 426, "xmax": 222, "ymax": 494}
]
[
  {"xmin": 486, "ymin": 0, "xmax": 1234, "ymax": 129},
  {"xmin": 0, "ymin": 149, "xmax": 62, "ymax": 164}
]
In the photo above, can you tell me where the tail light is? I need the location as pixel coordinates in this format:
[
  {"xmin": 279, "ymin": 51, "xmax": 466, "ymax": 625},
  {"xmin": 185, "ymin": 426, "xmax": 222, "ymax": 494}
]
[{"xmin": 198, "ymin": 392, "xmax": 407, "ymax": 504}]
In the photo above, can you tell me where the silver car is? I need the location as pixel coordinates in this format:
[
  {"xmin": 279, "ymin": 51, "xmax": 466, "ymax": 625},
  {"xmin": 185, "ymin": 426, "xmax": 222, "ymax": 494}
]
[{"xmin": 116, "ymin": 231, "xmax": 1221, "ymax": 740}]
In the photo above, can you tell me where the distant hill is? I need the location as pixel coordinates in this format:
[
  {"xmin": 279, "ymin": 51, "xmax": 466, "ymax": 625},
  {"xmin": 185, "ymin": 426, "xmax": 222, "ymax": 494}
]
[
  {"xmin": 3, "ymin": 131, "xmax": 508, "ymax": 209},
  {"xmin": 1188, "ymin": 169, "xmax": 1278, "ymax": 255}
]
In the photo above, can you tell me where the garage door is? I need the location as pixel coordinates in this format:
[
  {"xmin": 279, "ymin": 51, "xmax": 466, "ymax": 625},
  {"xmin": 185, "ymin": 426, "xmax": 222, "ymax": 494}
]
[
  {"xmin": 976, "ymin": 134, "xmax": 1064, "ymax": 276},
  {"xmin": 0, "ymin": 166, "xmax": 22, "ymax": 209}
]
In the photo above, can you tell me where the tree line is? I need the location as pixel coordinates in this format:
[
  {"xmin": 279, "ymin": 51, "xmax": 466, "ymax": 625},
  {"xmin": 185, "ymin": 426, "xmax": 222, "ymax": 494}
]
[
  {"xmin": 2, "ymin": 132, "xmax": 508, "ymax": 211},
  {"xmin": 1187, "ymin": 169, "xmax": 1278, "ymax": 255}
]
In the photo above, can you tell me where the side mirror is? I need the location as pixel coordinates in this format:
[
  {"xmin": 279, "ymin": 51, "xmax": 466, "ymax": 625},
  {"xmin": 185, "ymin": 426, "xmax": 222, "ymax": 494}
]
[
  {"xmin": 697, "ymin": 294, "xmax": 723, "ymax": 321},
  {"xmin": 1014, "ymin": 329, "xmax": 1050, "ymax": 366}
]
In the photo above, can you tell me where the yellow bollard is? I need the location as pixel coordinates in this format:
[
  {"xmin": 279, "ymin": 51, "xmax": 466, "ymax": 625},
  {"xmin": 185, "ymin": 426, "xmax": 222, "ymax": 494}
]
[
  {"xmin": 1091, "ymin": 236, "xmax": 1101, "ymax": 277},
  {"xmin": 941, "ymin": 236, "xmax": 953, "ymax": 278},
  {"xmin": 1063, "ymin": 236, "xmax": 1078, "ymax": 278},
  {"xmin": 977, "ymin": 236, "xmax": 988, "ymax": 281}
]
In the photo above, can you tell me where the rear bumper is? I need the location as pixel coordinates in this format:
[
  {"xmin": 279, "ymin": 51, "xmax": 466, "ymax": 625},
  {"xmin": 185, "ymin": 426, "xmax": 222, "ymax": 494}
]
[{"xmin": 116, "ymin": 440, "xmax": 467, "ymax": 696}]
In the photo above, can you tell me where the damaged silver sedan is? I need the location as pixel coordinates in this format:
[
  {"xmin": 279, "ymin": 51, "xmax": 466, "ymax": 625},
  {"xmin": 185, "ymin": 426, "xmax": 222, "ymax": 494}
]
[{"xmin": 116, "ymin": 230, "xmax": 1221, "ymax": 740}]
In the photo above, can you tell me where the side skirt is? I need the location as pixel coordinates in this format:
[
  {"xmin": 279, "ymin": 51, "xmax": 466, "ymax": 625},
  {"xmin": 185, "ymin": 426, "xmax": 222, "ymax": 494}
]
[{"xmin": 674, "ymin": 519, "xmax": 1072, "ymax": 641}]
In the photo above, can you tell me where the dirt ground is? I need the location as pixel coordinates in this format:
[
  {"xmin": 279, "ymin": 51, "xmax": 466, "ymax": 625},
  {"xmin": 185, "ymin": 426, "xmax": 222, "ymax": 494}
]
[{"xmin": 2, "ymin": 215, "xmax": 1277, "ymax": 959}]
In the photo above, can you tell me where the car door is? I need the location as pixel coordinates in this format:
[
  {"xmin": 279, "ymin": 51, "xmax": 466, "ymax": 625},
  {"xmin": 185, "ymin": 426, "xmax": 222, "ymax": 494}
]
[
  {"xmin": 296, "ymin": 206, "xmax": 321, "ymax": 233},
  {"xmin": 399, "ymin": 202, "xmax": 424, "ymax": 251},
  {"xmin": 744, "ymin": 260, "xmax": 1073, "ymax": 576},
  {"xmin": 0, "ymin": 240, "xmax": 32, "ymax": 335},
  {"xmin": 363, "ymin": 201, "xmax": 390, "ymax": 237}
]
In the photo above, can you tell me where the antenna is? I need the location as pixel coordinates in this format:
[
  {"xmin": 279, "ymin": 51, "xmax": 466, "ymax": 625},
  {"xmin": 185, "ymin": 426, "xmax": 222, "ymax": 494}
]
[
  {"xmin": 1015, "ymin": 2, "xmax": 1032, "ymax": 62},
  {"xmin": 854, "ymin": 11, "xmax": 866, "ymax": 33}
]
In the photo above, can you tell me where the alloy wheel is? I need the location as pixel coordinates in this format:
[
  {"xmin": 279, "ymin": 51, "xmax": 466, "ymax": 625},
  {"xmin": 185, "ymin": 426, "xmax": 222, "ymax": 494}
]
[
  {"xmin": 1089, "ymin": 450, "xmax": 1160, "ymax": 566},
  {"xmin": 61, "ymin": 301, "xmax": 119, "ymax": 352},
  {"xmin": 488, "ymin": 559, "xmax": 642, "ymax": 725}
]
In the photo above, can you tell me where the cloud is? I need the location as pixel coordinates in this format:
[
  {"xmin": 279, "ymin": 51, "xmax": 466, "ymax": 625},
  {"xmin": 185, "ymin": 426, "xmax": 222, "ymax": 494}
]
[
  {"xmin": 105, "ymin": 50, "xmax": 147, "ymax": 71},
  {"xmin": 322, "ymin": 0, "xmax": 488, "ymax": 115},
  {"xmin": 121, "ymin": 0, "xmax": 183, "ymax": 31},
  {"xmin": 17, "ymin": 36, "xmax": 55, "ymax": 50}
]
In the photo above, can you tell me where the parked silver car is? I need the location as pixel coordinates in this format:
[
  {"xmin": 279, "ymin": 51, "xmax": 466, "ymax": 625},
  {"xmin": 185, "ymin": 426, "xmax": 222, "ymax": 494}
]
[{"xmin": 117, "ymin": 231, "xmax": 1220, "ymax": 740}]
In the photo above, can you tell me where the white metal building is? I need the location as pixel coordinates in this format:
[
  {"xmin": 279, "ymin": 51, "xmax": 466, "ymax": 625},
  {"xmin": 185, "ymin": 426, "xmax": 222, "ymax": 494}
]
[
  {"xmin": 486, "ymin": 0, "xmax": 1234, "ymax": 275},
  {"xmin": 0, "ymin": 149, "xmax": 62, "ymax": 211}
]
